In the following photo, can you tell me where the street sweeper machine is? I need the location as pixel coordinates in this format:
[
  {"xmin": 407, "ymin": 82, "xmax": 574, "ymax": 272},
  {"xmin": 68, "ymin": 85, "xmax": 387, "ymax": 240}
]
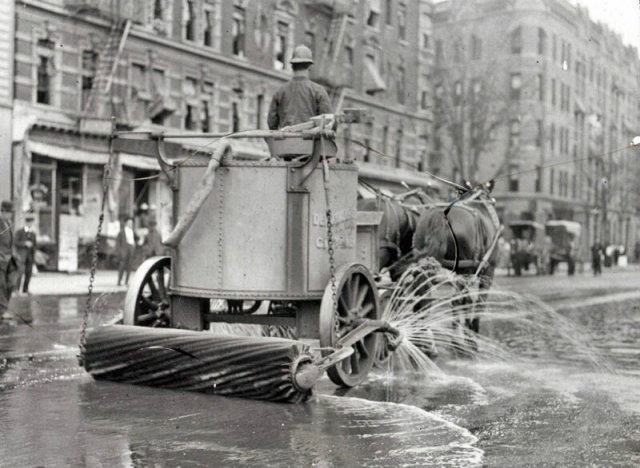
[{"xmin": 79, "ymin": 112, "xmax": 403, "ymax": 403}]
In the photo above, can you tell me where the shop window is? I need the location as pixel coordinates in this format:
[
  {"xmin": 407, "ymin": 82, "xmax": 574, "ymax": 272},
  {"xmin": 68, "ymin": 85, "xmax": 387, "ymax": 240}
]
[{"xmin": 29, "ymin": 162, "xmax": 55, "ymax": 243}]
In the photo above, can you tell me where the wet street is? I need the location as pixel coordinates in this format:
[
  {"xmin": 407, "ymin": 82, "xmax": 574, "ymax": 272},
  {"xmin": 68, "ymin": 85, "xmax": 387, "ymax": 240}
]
[{"xmin": 1, "ymin": 269, "xmax": 640, "ymax": 467}]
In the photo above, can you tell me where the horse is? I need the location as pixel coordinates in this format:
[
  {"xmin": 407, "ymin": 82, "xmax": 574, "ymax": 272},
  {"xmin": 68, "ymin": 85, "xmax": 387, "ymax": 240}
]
[
  {"xmin": 357, "ymin": 191, "xmax": 425, "ymax": 277},
  {"xmin": 409, "ymin": 186, "xmax": 502, "ymax": 340}
]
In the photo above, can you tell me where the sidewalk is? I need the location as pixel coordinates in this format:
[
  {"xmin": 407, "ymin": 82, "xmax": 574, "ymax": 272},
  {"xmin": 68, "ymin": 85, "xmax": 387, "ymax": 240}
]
[{"xmin": 25, "ymin": 269, "xmax": 127, "ymax": 296}]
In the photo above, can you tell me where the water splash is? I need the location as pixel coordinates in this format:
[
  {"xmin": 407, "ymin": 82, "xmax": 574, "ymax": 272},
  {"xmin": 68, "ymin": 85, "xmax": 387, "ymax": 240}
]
[{"xmin": 379, "ymin": 258, "xmax": 611, "ymax": 373}]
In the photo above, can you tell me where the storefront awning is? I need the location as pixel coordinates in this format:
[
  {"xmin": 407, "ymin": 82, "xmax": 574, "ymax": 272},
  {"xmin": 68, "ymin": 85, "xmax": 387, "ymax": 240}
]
[
  {"xmin": 27, "ymin": 140, "xmax": 109, "ymax": 165},
  {"xmin": 363, "ymin": 57, "xmax": 387, "ymax": 94}
]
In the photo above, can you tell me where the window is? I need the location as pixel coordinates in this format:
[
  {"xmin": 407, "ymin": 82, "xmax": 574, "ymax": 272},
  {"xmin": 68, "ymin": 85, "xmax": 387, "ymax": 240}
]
[
  {"xmin": 550, "ymin": 168, "xmax": 555, "ymax": 194},
  {"xmin": 184, "ymin": 0, "xmax": 195, "ymax": 41},
  {"xmin": 367, "ymin": 0, "xmax": 381, "ymax": 28},
  {"xmin": 510, "ymin": 26, "xmax": 522, "ymax": 54},
  {"xmin": 80, "ymin": 49, "xmax": 97, "ymax": 108},
  {"xmin": 536, "ymin": 119, "xmax": 543, "ymax": 147},
  {"xmin": 183, "ymin": 76, "xmax": 197, "ymax": 130},
  {"xmin": 453, "ymin": 80, "xmax": 462, "ymax": 105},
  {"xmin": 422, "ymin": 33, "xmax": 429, "ymax": 49},
  {"xmin": 154, "ymin": 0, "xmax": 163, "ymax": 20},
  {"xmin": 382, "ymin": 125, "xmax": 389, "ymax": 156},
  {"xmin": 397, "ymin": 3, "xmax": 407, "ymax": 40},
  {"xmin": 472, "ymin": 79, "xmax": 482, "ymax": 99},
  {"xmin": 204, "ymin": 10, "xmax": 214, "ymax": 46},
  {"xmin": 132, "ymin": 63, "xmax": 149, "ymax": 95},
  {"xmin": 232, "ymin": 6, "xmax": 246, "ymax": 57},
  {"xmin": 274, "ymin": 20, "xmax": 289, "ymax": 70},
  {"xmin": 201, "ymin": 80, "xmax": 214, "ymax": 132},
  {"xmin": 385, "ymin": 0, "xmax": 393, "ymax": 25},
  {"xmin": 453, "ymin": 40, "xmax": 463, "ymax": 62},
  {"xmin": 397, "ymin": 65, "xmax": 406, "ymax": 104},
  {"xmin": 471, "ymin": 35, "xmax": 482, "ymax": 60},
  {"xmin": 232, "ymin": 101, "xmax": 240, "ymax": 132},
  {"xmin": 535, "ymin": 166, "xmax": 542, "ymax": 192},
  {"xmin": 538, "ymin": 28, "xmax": 546, "ymax": 55},
  {"xmin": 256, "ymin": 94, "xmax": 264, "ymax": 129},
  {"xmin": 510, "ymin": 73, "xmax": 521, "ymax": 99},
  {"xmin": 536, "ymin": 74, "xmax": 544, "ymax": 101},
  {"xmin": 509, "ymin": 177, "xmax": 519, "ymax": 192},
  {"xmin": 150, "ymin": 68, "xmax": 168, "ymax": 125},
  {"xmin": 509, "ymin": 119, "xmax": 520, "ymax": 148},
  {"xmin": 36, "ymin": 38, "xmax": 55, "ymax": 105},
  {"xmin": 551, "ymin": 78, "xmax": 556, "ymax": 106},
  {"xmin": 395, "ymin": 129, "xmax": 403, "ymax": 167},
  {"xmin": 304, "ymin": 30, "xmax": 316, "ymax": 53},
  {"xmin": 435, "ymin": 40, "xmax": 443, "ymax": 62}
]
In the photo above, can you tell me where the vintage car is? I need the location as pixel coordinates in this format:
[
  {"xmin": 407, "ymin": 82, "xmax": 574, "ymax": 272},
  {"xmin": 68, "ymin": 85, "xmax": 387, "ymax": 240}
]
[{"xmin": 508, "ymin": 221, "xmax": 549, "ymax": 276}]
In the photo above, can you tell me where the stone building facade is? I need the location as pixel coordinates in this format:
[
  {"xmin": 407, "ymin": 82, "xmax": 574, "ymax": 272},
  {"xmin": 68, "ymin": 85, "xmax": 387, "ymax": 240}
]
[
  {"xmin": 432, "ymin": 0, "xmax": 640, "ymax": 253},
  {"xmin": 8, "ymin": 0, "xmax": 435, "ymax": 269}
]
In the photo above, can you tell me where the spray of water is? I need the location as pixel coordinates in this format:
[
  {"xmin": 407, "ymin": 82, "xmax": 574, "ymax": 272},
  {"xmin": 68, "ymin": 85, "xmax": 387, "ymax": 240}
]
[{"xmin": 378, "ymin": 258, "xmax": 611, "ymax": 374}]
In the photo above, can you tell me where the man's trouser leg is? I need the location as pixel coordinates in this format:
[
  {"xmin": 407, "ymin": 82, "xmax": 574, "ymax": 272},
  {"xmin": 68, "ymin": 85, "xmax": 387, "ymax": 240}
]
[
  {"xmin": 0, "ymin": 263, "xmax": 9, "ymax": 314},
  {"xmin": 23, "ymin": 256, "xmax": 33, "ymax": 293}
]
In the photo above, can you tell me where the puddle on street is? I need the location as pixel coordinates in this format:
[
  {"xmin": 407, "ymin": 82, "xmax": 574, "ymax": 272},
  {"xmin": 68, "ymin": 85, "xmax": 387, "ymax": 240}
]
[{"xmin": 1, "ymin": 293, "xmax": 640, "ymax": 466}]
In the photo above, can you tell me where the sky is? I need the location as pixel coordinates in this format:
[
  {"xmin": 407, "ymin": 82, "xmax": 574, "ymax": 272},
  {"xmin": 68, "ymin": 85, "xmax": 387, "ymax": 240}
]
[{"xmin": 568, "ymin": 0, "xmax": 640, "ymax": 50}]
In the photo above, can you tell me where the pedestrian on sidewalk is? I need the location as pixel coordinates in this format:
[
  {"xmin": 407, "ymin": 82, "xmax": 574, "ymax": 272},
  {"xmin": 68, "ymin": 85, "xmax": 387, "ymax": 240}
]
[
  {"xmin": 116, "ymin": 216, "xmax": 137, "ymax": 286},
  {"xmin": 14, "ymin": 212, "xmax": 37, "ymax": 294},
  {"xmin": 0, "ymin": 201, "xmax": 19, "ymax": 316},
  {"xmin": 591, "ymin": 239, "xmax": 603, "ymax": 276}
]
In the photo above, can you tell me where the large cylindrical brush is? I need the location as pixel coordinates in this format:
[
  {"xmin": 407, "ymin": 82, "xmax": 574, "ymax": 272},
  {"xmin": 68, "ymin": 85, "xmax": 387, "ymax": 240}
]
[{"xmin": 81, "ymin": 325, "xmax": 314, "ymax": 403}]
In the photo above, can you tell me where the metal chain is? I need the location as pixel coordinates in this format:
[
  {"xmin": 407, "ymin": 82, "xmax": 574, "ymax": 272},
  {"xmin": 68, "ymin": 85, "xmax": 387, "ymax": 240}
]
[
  {"xmin": 78, "ymin": 123, "xmax": 115, "ymax": 362},
  {"xmin": 320, "ymin": 137, "xmax": 339, "ymax": 335}
]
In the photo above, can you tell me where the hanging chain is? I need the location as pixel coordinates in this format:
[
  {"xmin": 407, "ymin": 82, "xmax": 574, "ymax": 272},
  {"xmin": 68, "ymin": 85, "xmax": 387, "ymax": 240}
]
[
  {"xmin": 78, "ymin": 120, "xmax": 115, "ymax": 363},
  {"xmin": 320, "ymin": 136, "xmax": 339, "ymax": 335}
]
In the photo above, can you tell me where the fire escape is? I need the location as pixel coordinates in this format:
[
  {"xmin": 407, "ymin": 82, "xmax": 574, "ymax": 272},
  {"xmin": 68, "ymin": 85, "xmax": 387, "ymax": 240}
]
[
  {"xmin": 80, "ymin": 18, "xmax": 131, "ymax": 134},
  {"xmin": 306, "ymin": 0, "xmax": 353, "ymax": 111}
]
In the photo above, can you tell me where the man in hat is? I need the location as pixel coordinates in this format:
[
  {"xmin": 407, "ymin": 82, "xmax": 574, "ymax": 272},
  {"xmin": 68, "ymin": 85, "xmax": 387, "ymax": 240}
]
[
  {"xmin": 0, "ymin": 201, "xmax": 16, "ymax": 314},
  {"xmin": 15, "ymin": 213, "xmax": 37, "ymax": 294},
  {"xmin": 143, "ymin": 219, "xmax": 164, "ymax": 259},
  {"xmin": 116, "ymin": 216, "xmax": 137, "ymax": 286},
  {"xmin": 267, "ymin": 45, "xmax": 333, "ymax": 131}
]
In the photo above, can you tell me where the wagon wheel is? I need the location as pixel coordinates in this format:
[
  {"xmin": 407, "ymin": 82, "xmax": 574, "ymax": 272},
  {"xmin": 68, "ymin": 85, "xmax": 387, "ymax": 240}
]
[
  {"xmin": 123, "ymin": 256, "xmax": 171, "ymax": 327},
  {"xmin": 320, "ymin": 263, "xmax": 380, "ymax": 387}
]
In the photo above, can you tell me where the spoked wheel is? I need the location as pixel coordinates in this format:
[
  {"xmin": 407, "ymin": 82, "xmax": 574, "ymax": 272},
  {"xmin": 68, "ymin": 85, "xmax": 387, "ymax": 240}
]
[
  {"xmin": 320, "ymin": 263, "xmax": 380, "ymax": 387},
  {"xmin": 123, "ymin": 256, "xmax": 171, "ymax": 327}
]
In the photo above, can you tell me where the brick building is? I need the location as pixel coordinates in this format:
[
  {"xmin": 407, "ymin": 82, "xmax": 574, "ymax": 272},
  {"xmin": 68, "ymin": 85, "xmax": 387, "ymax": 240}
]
[
  {"xmin": 432, "ymin": 0, "xmax": 640, "ymax": 253},
  {"xmin": 8, "ymin": 0, "xmax": 435, "ymax": 269}
]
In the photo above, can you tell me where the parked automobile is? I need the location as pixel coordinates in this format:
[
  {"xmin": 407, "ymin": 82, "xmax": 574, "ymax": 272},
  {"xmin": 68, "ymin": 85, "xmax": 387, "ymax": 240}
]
[
  {"xmin": 508, "ymin": 221, "xmax": 549, "ymax": 276},
  {"xmin": 545, "ymin": 220, "xmax": 581, "ymax": 275}
]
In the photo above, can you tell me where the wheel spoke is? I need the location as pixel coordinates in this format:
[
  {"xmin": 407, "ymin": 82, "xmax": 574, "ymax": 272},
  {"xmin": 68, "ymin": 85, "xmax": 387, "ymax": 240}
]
[
  {"xmin": 350, "ymin": 351, "xmax": 361, "ymax": 374},
  {"xmin": 156, "ymin": 268, "xmax": 166, "ymax": 298},
  {"xmin": 141, "ymin": 296, "xmax": 159, "ymax": 311},
  {"xmin": 146, "ymin": 276, "xmax": 161, "ymax": 302},
  {"xmin": 358, "ymin": 302, "xmax": 374, "ymax": 318},
  {"xmin": 355, "ymin": 282, "xmax": 368, "ymax": 309},
  {"xmin": 338, "ymin": 295, "xmax": 350, "ymax": 314},
  {"xmin": 356, "ymin": 340, "xmax": 369, "ymax": 359},
  {"xmin": 350, "ymin": 274, "xmax": 361, "ymax": 306},
  {"xmin": 136, "ymin": 312, "xmax": 157, "ymax": 324}
]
